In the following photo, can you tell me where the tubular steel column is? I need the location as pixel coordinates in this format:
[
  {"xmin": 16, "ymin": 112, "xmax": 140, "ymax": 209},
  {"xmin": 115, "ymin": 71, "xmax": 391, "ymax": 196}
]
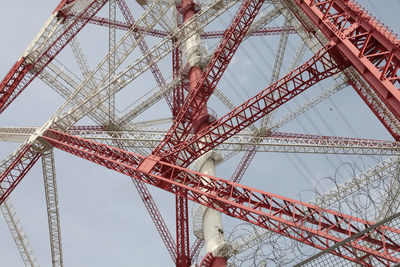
[
  {"xmin": 197, "ymin": 152, "xmax": 227, "ymax": 267},
  {"xmin": 176, "ymin": 1, "xmax": 200, "ymax": 265},
  {"xmin": 178, "ymin": 0, "xmax": 227, "ymax": 266}
]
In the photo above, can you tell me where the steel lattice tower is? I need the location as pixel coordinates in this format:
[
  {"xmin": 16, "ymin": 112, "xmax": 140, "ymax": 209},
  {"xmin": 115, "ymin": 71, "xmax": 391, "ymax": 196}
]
[{"xmin": 1, "ymin": 0, "xmax": 400, "ymax": 266}]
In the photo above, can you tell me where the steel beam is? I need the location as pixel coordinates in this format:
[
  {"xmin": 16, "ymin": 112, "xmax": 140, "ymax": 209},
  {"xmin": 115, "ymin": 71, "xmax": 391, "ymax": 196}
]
[
  {"xmin": 0, "ymin": 0, "xmax": 108, "ymax": 115},
  {"xmin": 161, "ymin": 45, "xmax": 342, "ymax": 165},
  {"xmin": 153, "ymin": 0, "xmax": 266, "ymax": 159},
  {"xmin": 1, "ymin": 199, "xmax": 39, "ymax": 267},
  {"xmin": 41, "ymin": 149, "xmax": 63, "ymax": 267},
  {"xmin": 41, "ymin": 129, "xmax": 400, "ymax": 266}
]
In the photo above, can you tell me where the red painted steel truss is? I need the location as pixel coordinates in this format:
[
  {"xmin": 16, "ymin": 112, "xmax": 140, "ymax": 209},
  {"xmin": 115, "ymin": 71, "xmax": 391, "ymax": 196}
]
[
  {"xmin": 38, "ymin": 128, "xmax": 400, "ymax": 266},
  {"xmin": 160, "ymin": 44, "xmax": 343, "ymax": 165},
  {"xmin": 0, "ymin": 0, "xmax": 108, "ymax": 115},
  {"xmin": 0, "ymin": 145, "xmax": 41, "ymax": 203},
  {"xmin": 292, "ymin": 0, "xmax": 400, "ymax": 121}
]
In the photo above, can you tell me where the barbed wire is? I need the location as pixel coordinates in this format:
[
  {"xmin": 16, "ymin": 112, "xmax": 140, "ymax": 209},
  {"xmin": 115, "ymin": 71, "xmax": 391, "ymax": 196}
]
[{"xmin": 221, "ymin": 156, "xmax": 400, "ymax": 266}]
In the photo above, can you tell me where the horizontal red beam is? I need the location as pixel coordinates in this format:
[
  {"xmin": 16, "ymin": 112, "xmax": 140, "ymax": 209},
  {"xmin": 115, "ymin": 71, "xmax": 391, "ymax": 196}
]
[
  {"xmin": 40, "ymin": 129, "xmax": 400, "ymax": 265},
  {"xmin": 292, "ymin": 0, "xmax": 400, "ymax": 120}
]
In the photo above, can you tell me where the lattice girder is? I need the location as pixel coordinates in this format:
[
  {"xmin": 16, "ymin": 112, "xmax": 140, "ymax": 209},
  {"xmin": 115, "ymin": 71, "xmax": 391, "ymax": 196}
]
[
  {"xmin": 41, "ymin": 149, "xmax": 63, "ymax": 267},
  {"xmin": 0, "ymin": 145, "xmax": 42, "ymax": 204},
  {"xmin": 40, "ymin": 129, "xmax": 400, "ymax": 266},
  {"xmin": 0, "ymin": 0, "xmax": 108, "ymax": 115},
  {"xmin": 1, "ymin": 0, "xmax": 400, "ymax": 266},
  {"xmin": 291, "ymin": 0, "xmax": 400, "ymax": 122},
  {"xmin": 52, "ymin": 0, "xmax": 240, "ymax": 131},
  {"xmin": 153, "ymin": 0, "xmax": 266, "ymax": 158},
  {"xmin": 160, "ymin": 44, "xmax": 343, "ymax": 166},
  {"xmin": 1, "ymin": 199, "xmax": 39, "ymax": 267}
]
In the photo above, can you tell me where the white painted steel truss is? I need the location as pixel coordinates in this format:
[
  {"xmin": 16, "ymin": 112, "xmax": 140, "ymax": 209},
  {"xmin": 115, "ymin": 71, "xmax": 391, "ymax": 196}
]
[
  {"xmin": 1, "ymin": 127, "xmax": 399, "ymax": 156},
  {"xmin": 41, "ymin": 149, "xmax": 63, "ymax": 267}
]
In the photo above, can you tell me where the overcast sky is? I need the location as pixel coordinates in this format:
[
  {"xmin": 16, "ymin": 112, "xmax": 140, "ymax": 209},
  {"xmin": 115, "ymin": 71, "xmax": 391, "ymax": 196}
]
[{"xmin": 1, "ymin": 1, "xmax": 400, "ymax": 266}]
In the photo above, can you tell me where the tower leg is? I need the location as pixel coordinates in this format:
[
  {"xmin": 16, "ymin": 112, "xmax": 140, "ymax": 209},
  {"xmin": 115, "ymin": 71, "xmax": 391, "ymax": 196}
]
[
  {"xmin": 198, "ymin": 152, "xmax": 228, "ymax": 266},
  {"xmin": 179, "ymin": 0, "xmax": 227, "ymax": 265}
]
